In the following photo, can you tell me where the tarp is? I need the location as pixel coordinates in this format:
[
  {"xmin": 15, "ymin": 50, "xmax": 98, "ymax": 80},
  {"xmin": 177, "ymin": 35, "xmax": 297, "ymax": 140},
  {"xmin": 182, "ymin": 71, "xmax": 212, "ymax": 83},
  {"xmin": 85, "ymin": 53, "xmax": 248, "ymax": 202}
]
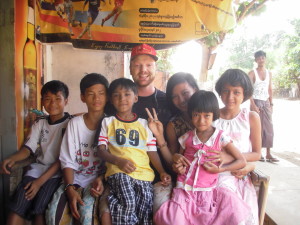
[{"xmin": 36, "ymin": 0, "xmax": 236, "ymax": 50}]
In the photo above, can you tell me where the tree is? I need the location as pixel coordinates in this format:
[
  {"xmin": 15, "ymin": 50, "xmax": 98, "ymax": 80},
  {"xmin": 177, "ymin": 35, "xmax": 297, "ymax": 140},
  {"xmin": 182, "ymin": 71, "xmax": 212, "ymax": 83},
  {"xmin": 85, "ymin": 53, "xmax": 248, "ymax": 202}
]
[
  {"xmin": 222, "ymin": 30, "xmax": 284, "ymax": 72},
  {"xmin": 156, "ymin": 48, "xmax": 177, "ymax": 74},
  {"xmin": 275, "ymin": 19, "xmax": 300, "ymax": 96},
  {"xmin": 197, "ymin": 0, "xmax": 269, "ymax": 81},
  {"xmin": 222, "ymin": 17, "xmax": 300, "ymax": 97}
]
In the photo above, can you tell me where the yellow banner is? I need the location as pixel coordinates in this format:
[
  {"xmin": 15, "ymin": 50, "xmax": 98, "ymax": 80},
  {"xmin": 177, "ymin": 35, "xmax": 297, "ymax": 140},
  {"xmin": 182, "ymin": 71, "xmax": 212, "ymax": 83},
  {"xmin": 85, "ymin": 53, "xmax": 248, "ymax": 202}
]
[{"xmin": 36, "ymin": 0, "xmax": 235, "ymax": 50}]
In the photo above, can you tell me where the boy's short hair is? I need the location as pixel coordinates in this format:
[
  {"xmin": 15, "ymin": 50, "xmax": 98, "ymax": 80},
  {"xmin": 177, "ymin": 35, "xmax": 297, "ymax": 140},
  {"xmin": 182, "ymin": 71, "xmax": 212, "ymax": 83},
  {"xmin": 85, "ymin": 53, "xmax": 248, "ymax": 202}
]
[
  {"xmin": 41, "ymin": 80, "xmax": 69, "ymax": 99},
  {"xmin": 108, "ymin": 78, "xmax": 137, "ymax": 97},
  {"xmin": 254, "ymin": 50, "xmax": 266, "ymax": 59},
  {"xmin": 215, "ymin": 69, "xmax": 253, "ymax": 102},
  {"xmin": 80, "ymin": 73, "xmax": 109, "ymax": 95},
  {"xmin": 188, "ymin": 90, "xmax": 220, "ymax": 121},
  {"xmin": 166, "ymin": 72, "xmax": 199, "ymax": 115}
]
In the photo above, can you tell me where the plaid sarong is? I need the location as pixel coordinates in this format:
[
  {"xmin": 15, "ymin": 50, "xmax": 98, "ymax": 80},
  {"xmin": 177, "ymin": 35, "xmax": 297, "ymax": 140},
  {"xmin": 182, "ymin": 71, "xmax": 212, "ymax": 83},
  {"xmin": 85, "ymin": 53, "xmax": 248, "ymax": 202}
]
[{"xmin": 107, "ymin": 173, "xmax": 153, "ymax": 225}]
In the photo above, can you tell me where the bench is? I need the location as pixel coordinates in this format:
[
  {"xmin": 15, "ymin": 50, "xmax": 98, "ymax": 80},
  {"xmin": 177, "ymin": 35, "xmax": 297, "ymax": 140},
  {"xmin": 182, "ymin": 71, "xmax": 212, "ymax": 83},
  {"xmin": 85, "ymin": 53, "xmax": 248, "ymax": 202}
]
[
  {"xmin": 9, "ymin": 158, "xmax": 270, "ymax": 225},
  {"xmin": 251, "ymin": 169, "xmax": 270, "ymax": 225}
]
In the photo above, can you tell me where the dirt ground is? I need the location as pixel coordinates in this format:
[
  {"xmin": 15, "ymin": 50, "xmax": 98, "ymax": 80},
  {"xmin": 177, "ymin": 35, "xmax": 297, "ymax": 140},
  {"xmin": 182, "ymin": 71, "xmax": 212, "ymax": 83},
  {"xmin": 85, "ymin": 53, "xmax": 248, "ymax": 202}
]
[
  {"xmin": 273, "ymin": 151, "xmax": 300, "ymax": 166},
  {"xmin": 260, "ymin": 98, "xmax": 300, "ymax": 166}
]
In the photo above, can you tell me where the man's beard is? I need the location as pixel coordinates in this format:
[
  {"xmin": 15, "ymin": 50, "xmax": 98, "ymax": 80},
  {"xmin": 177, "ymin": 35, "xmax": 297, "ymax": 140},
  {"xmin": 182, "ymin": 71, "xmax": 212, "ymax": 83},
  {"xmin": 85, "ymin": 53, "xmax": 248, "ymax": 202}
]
[{"xmin": 135, "ymin": 75, "xmax": 155, "ymax": 87}]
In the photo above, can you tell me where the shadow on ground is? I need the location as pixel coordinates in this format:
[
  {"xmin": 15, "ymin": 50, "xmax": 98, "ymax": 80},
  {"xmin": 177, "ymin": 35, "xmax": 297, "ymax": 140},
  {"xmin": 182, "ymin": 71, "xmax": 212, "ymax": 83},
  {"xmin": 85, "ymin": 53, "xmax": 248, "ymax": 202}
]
[{"xmin": 274, "ymin": 152, "xmax": 300, "ymax": 166}]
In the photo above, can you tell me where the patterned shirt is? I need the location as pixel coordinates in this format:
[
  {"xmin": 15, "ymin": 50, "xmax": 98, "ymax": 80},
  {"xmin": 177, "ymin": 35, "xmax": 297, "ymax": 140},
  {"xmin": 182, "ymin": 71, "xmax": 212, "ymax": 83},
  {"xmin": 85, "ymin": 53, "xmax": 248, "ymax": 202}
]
[{"xmin": 60, "ymin": 115, "xmax": 105, "ymax": 188}]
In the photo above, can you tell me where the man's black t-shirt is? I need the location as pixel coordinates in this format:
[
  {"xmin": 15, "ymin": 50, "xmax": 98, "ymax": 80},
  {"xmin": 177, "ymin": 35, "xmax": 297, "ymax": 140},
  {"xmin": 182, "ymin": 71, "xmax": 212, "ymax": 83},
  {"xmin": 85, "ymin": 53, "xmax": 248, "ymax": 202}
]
[{"xmin": 132, "ymin": 88, "xmax": 172, "ymax": 127}]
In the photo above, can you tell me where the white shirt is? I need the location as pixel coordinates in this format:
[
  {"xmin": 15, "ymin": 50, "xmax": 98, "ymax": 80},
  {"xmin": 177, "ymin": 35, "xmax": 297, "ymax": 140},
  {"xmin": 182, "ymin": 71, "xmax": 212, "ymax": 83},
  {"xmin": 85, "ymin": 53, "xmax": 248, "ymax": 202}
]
[
  {"xmin": 59, "ymin": 115, "xmax": 104, "ymax": 188},
  {"xmin": 24, "ymin": 113, "xmax": 72, "ymax": 178},
  {"xmin": 253, "ymin": 69, "xmax": 270, "ymax": 101}
]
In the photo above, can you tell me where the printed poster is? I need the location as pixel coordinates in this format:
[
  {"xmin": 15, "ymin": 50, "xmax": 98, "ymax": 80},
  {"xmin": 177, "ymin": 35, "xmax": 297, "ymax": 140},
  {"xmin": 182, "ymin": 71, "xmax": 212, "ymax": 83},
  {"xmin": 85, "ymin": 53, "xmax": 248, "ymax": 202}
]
[{"xmin": 36, "ymin": 0, "xmax": 236, "ymax": 50}]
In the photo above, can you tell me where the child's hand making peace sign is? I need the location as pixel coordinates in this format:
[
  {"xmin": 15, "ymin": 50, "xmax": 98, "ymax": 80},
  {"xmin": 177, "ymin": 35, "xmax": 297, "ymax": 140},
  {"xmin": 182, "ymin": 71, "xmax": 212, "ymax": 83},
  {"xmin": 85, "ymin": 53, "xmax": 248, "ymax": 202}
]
[
  {"xmin": 145, "ymin": 108, "xmax": 173, "ymax": 166},
  {"xmin": 145, "ymin": 108, "xmax": 164, "ymax": 138}
]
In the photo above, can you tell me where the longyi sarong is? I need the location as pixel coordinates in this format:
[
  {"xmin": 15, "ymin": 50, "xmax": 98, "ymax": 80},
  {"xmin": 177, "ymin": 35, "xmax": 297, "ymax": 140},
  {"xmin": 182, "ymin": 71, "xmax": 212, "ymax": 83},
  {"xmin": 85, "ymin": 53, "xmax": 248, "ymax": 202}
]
[{"xmin": 254, "ymin": 99, "xmax": 274, "ymax": 148}]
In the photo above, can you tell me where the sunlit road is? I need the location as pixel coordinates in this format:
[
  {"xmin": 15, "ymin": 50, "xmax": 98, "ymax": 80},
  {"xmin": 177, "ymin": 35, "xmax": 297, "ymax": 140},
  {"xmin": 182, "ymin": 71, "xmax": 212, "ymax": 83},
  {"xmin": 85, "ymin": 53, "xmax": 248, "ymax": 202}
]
[{"xmin": 271, "ymin": 98, "xmax": 300, "ymax": 163}]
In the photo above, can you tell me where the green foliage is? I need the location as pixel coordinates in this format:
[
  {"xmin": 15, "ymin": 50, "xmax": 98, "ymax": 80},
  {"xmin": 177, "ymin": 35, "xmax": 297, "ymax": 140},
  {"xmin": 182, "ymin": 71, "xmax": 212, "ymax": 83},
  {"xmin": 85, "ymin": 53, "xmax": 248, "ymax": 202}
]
[
  {"xmin": 222, "ymin": 17, "xmax": 300, "ymax": 92},
  {"xmin": 200, "ymin": 32, "xmax": 224, "ymax": 48},
  {"xmin": 273, "ymin": 19, "xmax": 300, "ymax": 89},
  {"xmin": 222, "ymin": 30, "xmax": 284, "ymax": 72},
  {"xmin": 236, "ymin": 0, "xmax": 267, "ymax": 19},
  {"xmin": 156, "ymin": 48, "xmax": 177, "ymax": 74}
]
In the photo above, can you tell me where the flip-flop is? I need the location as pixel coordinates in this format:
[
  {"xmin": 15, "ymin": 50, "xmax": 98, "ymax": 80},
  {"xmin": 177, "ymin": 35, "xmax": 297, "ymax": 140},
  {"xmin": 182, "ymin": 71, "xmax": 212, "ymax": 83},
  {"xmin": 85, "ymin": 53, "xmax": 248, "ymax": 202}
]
[
  {"xmin": 259, "ymin": 157, "xmax": 266, "ymax": 162},
  {"xmin": 266, "ymin": 157, "xmax": 279, "ymax": 163}
]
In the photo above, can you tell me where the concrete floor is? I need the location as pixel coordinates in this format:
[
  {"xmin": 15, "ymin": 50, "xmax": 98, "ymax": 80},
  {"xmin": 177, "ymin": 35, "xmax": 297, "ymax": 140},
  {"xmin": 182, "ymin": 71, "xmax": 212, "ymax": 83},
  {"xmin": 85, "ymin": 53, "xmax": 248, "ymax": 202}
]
[
  {"xmin": 256, "ymin": 99, "xmax": 300, "ymax": 225},
  {"xmin": 256, "ymin": 157, "xmax": 300, "ymax": 225}
]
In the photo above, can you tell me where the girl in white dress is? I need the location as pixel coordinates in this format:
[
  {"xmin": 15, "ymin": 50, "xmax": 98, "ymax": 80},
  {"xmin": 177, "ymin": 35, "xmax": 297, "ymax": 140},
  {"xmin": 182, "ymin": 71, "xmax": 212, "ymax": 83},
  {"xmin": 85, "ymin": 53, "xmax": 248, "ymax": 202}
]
[{"xmin": 214, "ymin": 69, "xmax": 262, "ymax": 225}]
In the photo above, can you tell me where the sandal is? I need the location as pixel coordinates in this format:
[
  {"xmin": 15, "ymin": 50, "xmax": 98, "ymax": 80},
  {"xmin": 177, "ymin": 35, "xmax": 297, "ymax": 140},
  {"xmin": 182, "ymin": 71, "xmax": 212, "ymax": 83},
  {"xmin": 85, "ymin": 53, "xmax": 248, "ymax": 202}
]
[
  {"xmin": 259, "ymin": 157, "xmax": 266, "ymax": 162},
  {"xmin": 266, "ymin": 157, "xmax": 279, "ymax": 163}
]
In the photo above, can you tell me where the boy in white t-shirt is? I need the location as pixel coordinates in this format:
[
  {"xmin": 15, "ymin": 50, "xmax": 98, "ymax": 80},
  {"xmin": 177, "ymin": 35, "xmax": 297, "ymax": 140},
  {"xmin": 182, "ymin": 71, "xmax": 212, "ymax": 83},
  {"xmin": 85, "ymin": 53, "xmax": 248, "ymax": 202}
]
[
  {"xmin": 46, "ymin": 73, "xmax": 109, "ymax": 225},
  {"xmin": 0, "ymin": 80, "xmax": 71, "ymax": 225}
]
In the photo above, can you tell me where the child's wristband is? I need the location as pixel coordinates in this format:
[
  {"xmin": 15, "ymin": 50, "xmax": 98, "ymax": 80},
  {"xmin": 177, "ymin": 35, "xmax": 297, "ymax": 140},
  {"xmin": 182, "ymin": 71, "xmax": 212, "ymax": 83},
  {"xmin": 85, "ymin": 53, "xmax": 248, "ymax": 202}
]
[{"xmin": 64, "ymin": 184, "xmax": 76, "ymax": 192}]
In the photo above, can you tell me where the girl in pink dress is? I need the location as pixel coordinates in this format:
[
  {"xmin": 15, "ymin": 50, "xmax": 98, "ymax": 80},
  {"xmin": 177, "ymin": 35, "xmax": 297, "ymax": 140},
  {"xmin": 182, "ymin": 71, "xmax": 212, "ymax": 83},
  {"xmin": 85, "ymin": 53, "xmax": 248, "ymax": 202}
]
[
  {"xmin": 214, "ymin": 69, "xmax": 262, "ymax": 225},
  {"xmin": 153, "ymin": 90, "xmax": 251, "ymax": 225}
]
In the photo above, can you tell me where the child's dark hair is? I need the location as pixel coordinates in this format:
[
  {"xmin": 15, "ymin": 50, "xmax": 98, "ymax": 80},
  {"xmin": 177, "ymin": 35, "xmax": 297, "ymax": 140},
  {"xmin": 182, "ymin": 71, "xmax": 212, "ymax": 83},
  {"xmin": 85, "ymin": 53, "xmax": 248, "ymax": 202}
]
[
  {"xmin": 254, "ymin": 50, "xmax": 266, "ymax": 59},
  {"xmin": 215, "ymin": 69, "xmax": 253, "ymax": 102},
  {"xmin": 188, "ymin": 90, "xmax": 219, "ymax": 121},
  {"xmin": 108, "ymin": 78, "xmax": 137, "ymax": 97},
  {"xmin": 41, "ymin": 80, "xmax": 69, "ymax": 99},
  {"xmin": 80, "ymin": 73, "xmax": 109, "ymax": 95},
  {"xmin": 166, "ymin": 72, "xmax": 199, "ymax": 115}
]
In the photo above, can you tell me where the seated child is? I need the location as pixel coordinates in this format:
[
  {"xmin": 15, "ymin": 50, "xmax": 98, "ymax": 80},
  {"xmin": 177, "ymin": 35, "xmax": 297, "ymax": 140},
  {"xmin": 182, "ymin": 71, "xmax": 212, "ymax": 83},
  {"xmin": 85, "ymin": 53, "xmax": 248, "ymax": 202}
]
[
  {"xmin": 0, "ymin": 80, "xmax": 71, "ymax": 225},
  {"xmin": 154, "ymin": 90, "xmax": 251, "ymax": 225},
  {"xmin": 215, "ymin": 68, "xmax": 262, "ymax": 224},
  {"xmin": 46, "ymin": 73, "xmax": 109, "ymax": 225},
  {"xmin": 97, "ymin": 78, "xmax": 171, "ymax": 225}
]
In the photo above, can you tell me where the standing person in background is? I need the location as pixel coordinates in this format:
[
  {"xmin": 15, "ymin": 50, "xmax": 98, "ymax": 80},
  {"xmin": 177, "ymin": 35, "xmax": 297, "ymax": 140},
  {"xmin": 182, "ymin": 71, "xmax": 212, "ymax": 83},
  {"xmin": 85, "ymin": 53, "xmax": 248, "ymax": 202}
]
[{"xmin": 248, "ymin": 51, "xmax": 278, "ymax": 162}]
